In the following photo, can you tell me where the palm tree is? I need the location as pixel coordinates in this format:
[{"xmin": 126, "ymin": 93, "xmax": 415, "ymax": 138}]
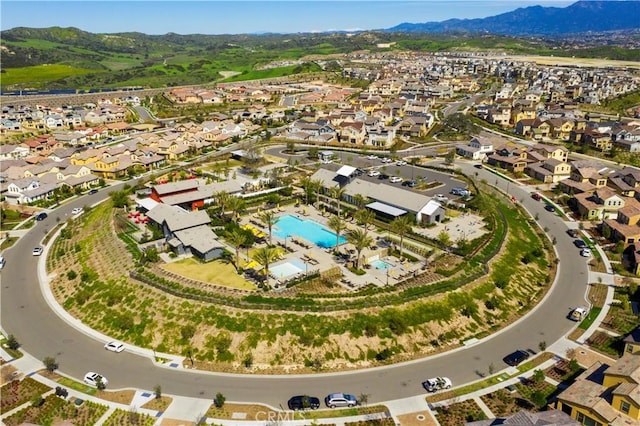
[
  {"xmin": 216, "ymin": 191, "xmax": 230, "ymax": 219},
  {"xmin": 352, "ymin": 193, "xmax": 367, "ymax": 209},
  {"xmin": 226, "ymin": 228, "xmax": 248, "ymax": 272},
  {"xmin": 299, "ymin": 177, "xmax": 317, "ymax": 205},
  {"xmin": 253, "ymin": 246, "xmax": 281, "ymax": 286},
  {"xmin": 329, "ymin": 186, "xmax": 347, "ymax": 217},
  {"xmin": 354, "ymin": 209, "xmax": 376, "ymax": 235},
  {"xmin": 226, "ymin": 196, "xmax": 246, "ymax": 220},
  {"xmin": 259, "ymin": 211, "xmax": 278, "ymax": 246},
  {"xmin": 346, "ymin": 228, "xmax": 374, "ymax": 270},
  {"xmin": 390, "ymin": 215, "xmax": 413, "ymax": 258},
  {"xmin": 327, "ymin": 215, "xmax": 346, "ymax": 253}
]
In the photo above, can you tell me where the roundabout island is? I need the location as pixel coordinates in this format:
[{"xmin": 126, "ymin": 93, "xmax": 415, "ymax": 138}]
[{"xmin": 0, "ymin": 157, "xmax": 597, "ymax": 425}]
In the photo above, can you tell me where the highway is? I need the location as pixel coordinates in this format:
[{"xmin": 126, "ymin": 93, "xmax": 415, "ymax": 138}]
[{"xmin": 0, "ymin": 164, "xmax": 590, "ymax": 407}]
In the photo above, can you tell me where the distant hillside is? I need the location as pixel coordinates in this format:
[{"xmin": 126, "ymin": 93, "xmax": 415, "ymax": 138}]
[
  {"xmin": 1, "ymin": 22, "xmax": 638, "ymax": 91},
  {"xmin": 387, "ymin": 1, "xmax": 640, "ymax": 35}
]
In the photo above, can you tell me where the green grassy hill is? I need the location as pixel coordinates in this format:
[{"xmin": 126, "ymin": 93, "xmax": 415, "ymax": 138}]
[{"xmin": 1, "ymin": 26, "xmax": 637, "ymax": 91}]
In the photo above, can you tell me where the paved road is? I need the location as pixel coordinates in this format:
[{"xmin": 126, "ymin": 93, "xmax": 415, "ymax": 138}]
[{"xmin": 0, "ymin": 165, "xmax": 590, "ymax": 407}]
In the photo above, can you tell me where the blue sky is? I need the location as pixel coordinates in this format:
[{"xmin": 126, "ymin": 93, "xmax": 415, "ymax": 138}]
[{"xmin": 1, "ymin": 1, "xmax": 574, "ymax": 35}]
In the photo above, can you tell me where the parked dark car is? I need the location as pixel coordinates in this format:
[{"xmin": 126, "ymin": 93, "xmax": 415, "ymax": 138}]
[
  {"xmin": 378, "ymin": 174, "xmax": 389, "ymax": 180},
  {"xmin": 35, "ymin": 212, "xmax": 48, "ymax": 221},
  {"xmin": 288, "ymin": 395, "xmax": 320, "ymax": 410},
  {"xmin": 544, "ymin": 204, "xmax": 555, "ymax": 212},
  {"xmin": 88, "ymin": 189, "xmax": 99, "ymax": 195},
  {"xmin": 402, "ymin": 180, "xmax": 417, "ymax": 187},
  {"xmin": 567, "ymin": 229, "xmax": 579, "ymax": 238},
  {"xmin": 503, "ymin": 349, "xmax": 530, "ymax": 366},
  {"xmin": 573, "ymin": 239, "xmax": 587, "ymax": 249},
  {"xmin": 531, "ymin": 193, "xmax": 542, "ymax": 201}
]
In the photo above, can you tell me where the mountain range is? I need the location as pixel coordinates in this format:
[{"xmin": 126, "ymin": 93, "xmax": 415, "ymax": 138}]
[{"xmin": 387, "ymin": 1, "xmax": 640, "ymax": 36}]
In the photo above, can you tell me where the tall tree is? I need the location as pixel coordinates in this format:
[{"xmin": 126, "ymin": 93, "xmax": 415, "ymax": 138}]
[
  {"xmin": 327, "ymin": 215, "xmax": 346, "ymax": 252},
  {"xmin": 226, "ymin": 228, "xmax": 248, "ymax": 272},
  {"xmin": 354, "ymin": 209, "xmax": 376, "ymax": 235},
  {"xmin": 259, "ymin": 210, "xmax": 278, "ymax": 246},
  {"xmin": 346, "ymin": 228, "xmax": 374, "ymax": 270},
  {"xmin": 253, "ymin": 246, "xmax": 281, "ymax": 286},
  {"xmin": 329, "ymin": 186, "xmax": 346, "ymax": 217},
  {"xmin": 226, "ymin": 196, "xmax": 246, "ymax": 220},
  {"xmin": 216, "ymin": 191, "xmax": 230, "ymax": 219},
  {"xmin": 390, "ymin": 215, "xmax": 413, "ymax": 257}
]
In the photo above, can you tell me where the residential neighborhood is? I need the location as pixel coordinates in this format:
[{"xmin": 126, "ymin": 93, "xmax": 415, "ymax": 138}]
[{"xmin": 2, "ymin": 48, "xmax": 640, "ymax": 426}]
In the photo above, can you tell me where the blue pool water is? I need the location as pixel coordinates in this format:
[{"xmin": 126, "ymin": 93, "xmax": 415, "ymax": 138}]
[
  {"xmin": 371, "ymin": 259, "xmax": 393, "ymax": 270},
  {"xmin": 274, "ymin": 214, "xmax": 346, "ymax": 248}
]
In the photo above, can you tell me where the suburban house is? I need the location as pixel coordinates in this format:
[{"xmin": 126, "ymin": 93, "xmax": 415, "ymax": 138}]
[
  {"xmin": 602, "ymin": 203, "xmax": 640, "ymax": 245},
  {"xmin": 559, "ymin": 162, "xmax": 612, "ymax": 195},
  {"xmin": 529, "ymin": 143, "xmax": 569, "ymax": 162},
  {"xmin": 487, "ymin": 146, "xmax": 529, "ymax": 173},
  {"xmin": 555, "ymin": 353, "xmax": 640, "ymax": 425},
  {"xmin": 466, "ymin": 410, "xmax": 579, "ymax": 425},
  {"xmin": 526, "ymin": 158, "xmax": 572, "ymax": 184},
  {"xmin": 456, "ymin": 136, "xmax": 494, "ymax": 161},
  {"xmin": 623, "ymin": 327, "xmax": 640, "ymax": 355},
  {"xmin": 146, "ymin": 203, "xmax": 224, "ymax": 262},
  {"xmin": 574, "ymin": 187, "xmax": 626, "ymax": 221}
]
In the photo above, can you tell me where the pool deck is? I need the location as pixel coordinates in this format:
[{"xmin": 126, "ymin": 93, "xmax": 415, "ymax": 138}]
[{"xmin": 243, "ymin": 204, "xmax": 426, "ymax": 290}]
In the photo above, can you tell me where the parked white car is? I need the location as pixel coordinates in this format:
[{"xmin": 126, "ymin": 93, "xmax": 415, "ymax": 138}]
[
  {"xmin": 395, "ymin": 160, "xmax": 407, "ymax": 166},
  {"xmin": 32, "ymin": 247, "xmax": 43, "ymax": 256},
  {"xmin": 367, "ymin": 170, "xmax": 381, "ymax": 177},
  {"xmin": 389, "ymin": 176, "xmax": 403, "ymax": 183},
  {"xmin": 83, "ymin": 372, "xmax": 108, "ymax": 388},
  {"xmin": 580, "ymin": 248, "xmax": 591, "ymax": 257},
  {"xmin": 569, "ymin": 307, "xmax": 588, "ymax": 321},
  {"xmin": 71, "ymin": 207, "xmax": 84, "ymax": 216},
  {"xmin": 423, "ymin": 377, "xmax": 452, "ymax": 392}
]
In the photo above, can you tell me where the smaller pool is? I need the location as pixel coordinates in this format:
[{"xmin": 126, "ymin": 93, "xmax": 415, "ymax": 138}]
[
  {"xmin": 270, "ymin": 259, "xmax": 306, "ymax": 279},
  {"xmin": 371, "ymin": 259, "xmax": 393, "ymax": 270}
]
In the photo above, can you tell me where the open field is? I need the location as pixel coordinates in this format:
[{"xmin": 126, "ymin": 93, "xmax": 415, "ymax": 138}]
[
  {"xmin": 491, "ymin": 54, "xmax": 640, "ymax": 69},
  {"xmin": 1, "ymin": 64, "xmax": 102, "ymax": 86}
]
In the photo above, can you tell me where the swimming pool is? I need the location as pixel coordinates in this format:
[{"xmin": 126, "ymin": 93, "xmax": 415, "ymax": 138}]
[
  {"xmin": 274, "ymin": 214, "xmax": 346, "ymax": 248},
  {"xmin": 371, "ymin": 259, "xmax": 393, "ymax": 270},
  {"xmin": 270, "ymin": 259, "xmax": 306, "ymax": 279}
]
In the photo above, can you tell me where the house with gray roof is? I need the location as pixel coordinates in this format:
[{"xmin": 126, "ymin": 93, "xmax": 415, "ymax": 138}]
[
  {"xmin": 146, "ymin": 203, "xmax": 224, "ymax": 261},
  {"xmin": 310, "ymin": 169, "xmax": 444, "ymax": 224}
]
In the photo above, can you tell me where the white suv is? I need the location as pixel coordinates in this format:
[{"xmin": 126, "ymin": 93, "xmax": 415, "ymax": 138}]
[
  {"xmin": 367, "ymin": 170, "xmax": 380, "ymax": 177},
  {"xmin": 325, "ymin": 393, "xmax": 357, "ymax": 408},
  {"xmin": 389, "ymin": 176, "xmax": 403, "ymax": 183}
]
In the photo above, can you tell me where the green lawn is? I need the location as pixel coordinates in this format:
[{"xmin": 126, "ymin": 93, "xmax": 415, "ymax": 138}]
[
  {"xmin": 578, "ymin": 306, "xmax": 602, "ymax": 330},
  {"xmin": 1, "ymin": 64, "xmax": 100, "ymax": 86},
  {"xmin": 161, "ymin": 258, "xmax": 256, "ymax": 290}
]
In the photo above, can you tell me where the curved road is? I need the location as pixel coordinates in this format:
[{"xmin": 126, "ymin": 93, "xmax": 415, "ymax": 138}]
[{"xmin": 1, "ymin": 166, "xmax": 590, "ymax": 407}]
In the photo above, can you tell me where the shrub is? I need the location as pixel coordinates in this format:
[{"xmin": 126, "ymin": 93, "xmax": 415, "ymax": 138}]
[
  {"xmin": 67, "ymin": 270, "xmax": 77, "ymax": 280},
  {"xmin": 214, "ymin": 392, "xmax": 226, "ymax": 408},
  {"xmin": 6, "ymin": 334, "xmax": 19, "ymax": 350},
  {"xmin": 375, "ymin": 348, "xmax": 393, "ymax": 361},
  {"xmin": 43, "ymin": 356, "xmax": 58, "ymax": 372}
]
